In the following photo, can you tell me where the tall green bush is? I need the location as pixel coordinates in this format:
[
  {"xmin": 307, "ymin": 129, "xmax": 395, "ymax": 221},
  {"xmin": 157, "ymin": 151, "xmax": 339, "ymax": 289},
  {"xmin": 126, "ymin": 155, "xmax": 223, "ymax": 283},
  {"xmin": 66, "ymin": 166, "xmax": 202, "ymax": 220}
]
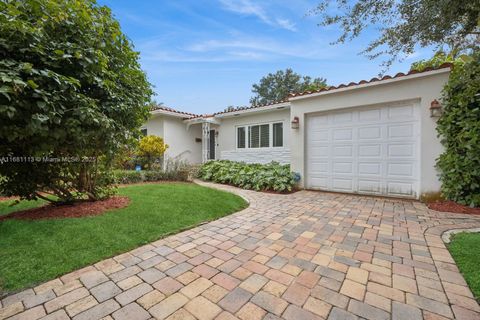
[
  {"xmin": 436, "ymin": 52, "xmax": 480, "ymax": 206},
  {"xmin": 0, "ymin": 0, "xmax": 152, "ymax": 203}
]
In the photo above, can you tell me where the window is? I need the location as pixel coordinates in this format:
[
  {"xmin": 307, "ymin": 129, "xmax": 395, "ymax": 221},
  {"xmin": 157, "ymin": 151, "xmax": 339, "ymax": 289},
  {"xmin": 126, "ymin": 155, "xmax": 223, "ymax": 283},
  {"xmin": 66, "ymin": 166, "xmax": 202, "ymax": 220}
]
[
  {"xmin": 248, "ymin": 124, "xmax": 269, "ymax": 148},
  {"xmin": 273, "ymin": 122, "xmax": 283, "ymax": 147},
  {"xmin": 237, "ymin": 127, "xmax": 245, "ymax": 148},
  {"xmin": 236, "ymin": 122, "xmax": 283, "ymax": 149}
]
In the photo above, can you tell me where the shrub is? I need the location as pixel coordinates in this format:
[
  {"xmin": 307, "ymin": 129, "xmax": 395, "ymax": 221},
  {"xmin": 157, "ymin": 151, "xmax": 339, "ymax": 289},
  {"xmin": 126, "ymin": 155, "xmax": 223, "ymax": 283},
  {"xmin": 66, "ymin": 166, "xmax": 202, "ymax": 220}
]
[
  {"xmin": 0, "ymin": 0, "xmax": 152, "ymax": 203},
  {"xmin": 113, "ymin": 170, "xmax": 143, "ymax": 184},
  {"xmin": 137, "ymin": 135, "xmax": 168, "ymax": 169},
  {"xmin": 436, "ymin": 52, "xmax": 480, "ymax": 207},
  {"xmin": 198, "ymin": 160, "xmax": 297, "ymax": 192},
  {"xmin": 113, "ymin": 158, "xmax": 193, "ymax": 184}
]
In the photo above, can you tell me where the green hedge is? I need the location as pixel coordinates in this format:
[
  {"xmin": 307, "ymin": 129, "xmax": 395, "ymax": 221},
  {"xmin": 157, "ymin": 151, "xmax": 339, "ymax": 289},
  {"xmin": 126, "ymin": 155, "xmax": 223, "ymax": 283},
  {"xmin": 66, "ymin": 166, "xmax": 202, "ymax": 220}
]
[
  {"xmin": 436, "ymin": 53, "xmax": 480, "ymax": 207},
  {"xmin": 198, "ymin": 160, "xmax": 297, "ymax": 192},
  {"xmin": 113, "ymin": 169, "xmax": 190, "ymax": 184}
]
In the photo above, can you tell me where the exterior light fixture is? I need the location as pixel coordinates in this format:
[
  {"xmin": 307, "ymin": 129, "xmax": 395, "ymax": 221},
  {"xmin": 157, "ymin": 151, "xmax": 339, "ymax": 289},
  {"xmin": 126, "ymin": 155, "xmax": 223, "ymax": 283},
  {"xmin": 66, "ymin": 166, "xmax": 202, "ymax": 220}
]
[
  {"xmin": 430, "ymin": 99, "xmax": 443, "ymax": 118},
  {"xmin": 291, "ymin": 116, "xmax": 300, "ymax": 129}
]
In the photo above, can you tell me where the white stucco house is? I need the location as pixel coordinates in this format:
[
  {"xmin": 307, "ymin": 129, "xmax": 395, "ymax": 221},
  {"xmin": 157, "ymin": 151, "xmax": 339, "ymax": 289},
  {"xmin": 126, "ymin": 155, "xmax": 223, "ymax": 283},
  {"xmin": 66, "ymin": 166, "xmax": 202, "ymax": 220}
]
[{"xmin": 143, "ymin": 64, "xmax": 451, "ymax": 199}]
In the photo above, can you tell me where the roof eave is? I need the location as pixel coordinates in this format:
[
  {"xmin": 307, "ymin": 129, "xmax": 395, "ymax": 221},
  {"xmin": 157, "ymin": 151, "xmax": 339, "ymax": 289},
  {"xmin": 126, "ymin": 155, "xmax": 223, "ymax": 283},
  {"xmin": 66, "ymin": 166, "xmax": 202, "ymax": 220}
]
[
  {"xmin": 214, "ymin": 102, "xmax": 291, "ymax": 118},
  {"xmin": 289, "ymin": 68, "xmax": 451, "ymax": 101}
]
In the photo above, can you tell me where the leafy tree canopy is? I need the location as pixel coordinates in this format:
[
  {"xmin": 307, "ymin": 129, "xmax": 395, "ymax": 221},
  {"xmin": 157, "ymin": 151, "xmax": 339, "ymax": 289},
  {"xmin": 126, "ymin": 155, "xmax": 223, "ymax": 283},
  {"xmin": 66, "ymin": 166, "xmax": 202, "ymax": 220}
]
[
  {"xmin": 436, "ymin": 52, "xmax": 480, "ymax": 207},
  {"xmin": 250, "ymin": 68, "xmax": 327, "ymax": 106},
  {"xmin": 0, "ymin": 0, "xmax": 152, "ymax": 202},
  {"xmin": 313, "ymin": 0, "xmax": 480, "ymax": 67},
  {"xmin": 410, "ymin": 50, "xmax": 470, "ymax": 71}
]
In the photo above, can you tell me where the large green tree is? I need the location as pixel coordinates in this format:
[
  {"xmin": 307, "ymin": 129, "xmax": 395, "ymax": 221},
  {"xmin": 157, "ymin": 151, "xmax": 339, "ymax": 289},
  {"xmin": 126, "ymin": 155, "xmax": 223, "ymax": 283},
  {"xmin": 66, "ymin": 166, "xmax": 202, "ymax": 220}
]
[
  {"xmin": 250, "ymin": 69, "xmax": 327, "ymax": 106},
  {"xmin": 0, "ymin": 0, "xmax": 152, "ymax": 203},
  {"xmin": 313, "ymin": 0, "xmax": 480, "ymax": 67}
]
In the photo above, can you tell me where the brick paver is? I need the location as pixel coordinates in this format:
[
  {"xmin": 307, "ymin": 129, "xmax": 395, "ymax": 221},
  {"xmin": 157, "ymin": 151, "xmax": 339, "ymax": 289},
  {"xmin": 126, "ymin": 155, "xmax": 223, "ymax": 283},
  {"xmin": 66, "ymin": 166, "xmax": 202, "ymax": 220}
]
[{"xmin": 2, "ymin": 180, "xmax": 480, "ymax": 319}]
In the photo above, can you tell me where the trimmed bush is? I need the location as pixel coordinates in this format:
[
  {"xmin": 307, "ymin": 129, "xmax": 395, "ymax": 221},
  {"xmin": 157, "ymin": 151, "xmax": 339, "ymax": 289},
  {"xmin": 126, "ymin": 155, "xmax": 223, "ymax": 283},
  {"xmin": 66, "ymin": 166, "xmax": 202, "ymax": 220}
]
[
  {"xmin": 436, "ymin": 53, "xmax": 480, "ymax": 207},
  {"xmin": 198, "ymin": 160, "xmax": 297, "ymax": 192}
]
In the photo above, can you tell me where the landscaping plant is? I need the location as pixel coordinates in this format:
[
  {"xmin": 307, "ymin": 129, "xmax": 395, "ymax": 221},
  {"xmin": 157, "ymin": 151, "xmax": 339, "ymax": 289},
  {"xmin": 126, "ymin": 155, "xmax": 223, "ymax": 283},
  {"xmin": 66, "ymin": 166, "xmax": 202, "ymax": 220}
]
[
  {"xmin": 198, "ymin": 160, "xmax": 297, "ymax": 192},
  {"xmin": 0, "ymin": 0, "xmax": 152, "ymax": 203},
  {"xmin": 137, "ymin": 135, "xmax": 168, "ymax": 169},
  {"xmin": 436, "ymin": 52, "xmax": 480, "ymax": 207}
]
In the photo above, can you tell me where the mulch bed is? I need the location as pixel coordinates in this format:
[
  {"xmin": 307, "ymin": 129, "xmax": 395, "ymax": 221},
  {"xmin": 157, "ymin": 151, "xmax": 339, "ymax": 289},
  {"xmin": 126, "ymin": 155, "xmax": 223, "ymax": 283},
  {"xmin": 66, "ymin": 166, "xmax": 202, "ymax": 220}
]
[
  {"xmin": 0, "ymin": 196, "xmax": 130, "ymax": 221},
  {"xmin": 428, "ymin": 201, "xmax": 480, "ymax": 215},
  {"xmin": 0, "ymin": 196, "xmax": 17, "ymax": 202}
]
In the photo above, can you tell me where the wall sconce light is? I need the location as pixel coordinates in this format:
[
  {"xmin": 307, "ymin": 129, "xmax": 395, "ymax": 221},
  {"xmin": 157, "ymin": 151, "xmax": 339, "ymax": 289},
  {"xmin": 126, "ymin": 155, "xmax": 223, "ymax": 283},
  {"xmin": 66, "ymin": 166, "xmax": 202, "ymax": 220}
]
[
  {"xmin": 430, "ymin": 99, "xmax": 443, "ymax": 118},
  {"xmin": 215, "ymin": 130, "xmax": 219, "ymax": 137},
  {"xmin": 291, "ymin": 116, "xmax": 300, "ymax": 129}
]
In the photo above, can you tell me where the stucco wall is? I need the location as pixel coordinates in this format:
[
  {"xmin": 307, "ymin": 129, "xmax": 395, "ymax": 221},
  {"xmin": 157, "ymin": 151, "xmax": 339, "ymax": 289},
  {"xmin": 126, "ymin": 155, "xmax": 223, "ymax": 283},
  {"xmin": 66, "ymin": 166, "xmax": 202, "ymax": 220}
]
[
  {"xmin": 164, "ymin": 118, "xmax": 202, "ymax": 164},
  {"xmin": 289, "ymin": 70, "xmax": 450, "ymax": 197},
  {"xmin": 216, "ymin": 109, "xmax": 291, "ymax": 164},
  {"xmin": 144, "ymin": 115, "xmax": 202, "ymax": 164}
]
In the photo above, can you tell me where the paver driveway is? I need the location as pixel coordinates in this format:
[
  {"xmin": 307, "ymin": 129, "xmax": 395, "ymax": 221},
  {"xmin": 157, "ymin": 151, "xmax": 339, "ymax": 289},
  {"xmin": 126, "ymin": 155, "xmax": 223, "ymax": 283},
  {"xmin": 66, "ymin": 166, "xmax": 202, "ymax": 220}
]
[{"xmin": 1, "ymin": 181, "xmax": 480, "ymax": 320}]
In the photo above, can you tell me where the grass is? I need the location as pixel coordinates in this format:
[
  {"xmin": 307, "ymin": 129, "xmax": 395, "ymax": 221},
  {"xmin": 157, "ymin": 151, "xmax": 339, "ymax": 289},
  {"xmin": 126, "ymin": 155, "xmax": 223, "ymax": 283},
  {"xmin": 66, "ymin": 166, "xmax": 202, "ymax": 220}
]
[
  {"xmin": 447, "ymin": 232, "xmax": 480, "ymax": 301},
  {"xmin": 0, "ymin": 183, "xmax": 247, "ymax": 294}
]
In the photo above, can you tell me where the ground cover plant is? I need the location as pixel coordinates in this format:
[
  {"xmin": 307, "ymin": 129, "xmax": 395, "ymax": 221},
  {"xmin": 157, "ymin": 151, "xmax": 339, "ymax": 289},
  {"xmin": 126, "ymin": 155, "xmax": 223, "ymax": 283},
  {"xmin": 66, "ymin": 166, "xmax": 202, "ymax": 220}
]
[
  {"xmin": 198, "ymin": 160, "xmax": 297, "ymax": 192},
  {"xmin": 0, "ymin": 183, "xmax": 247, "ymax": 294},
  {"xmin": 447, "ymin": 232, "xmax": 480, "ymax": 301}
]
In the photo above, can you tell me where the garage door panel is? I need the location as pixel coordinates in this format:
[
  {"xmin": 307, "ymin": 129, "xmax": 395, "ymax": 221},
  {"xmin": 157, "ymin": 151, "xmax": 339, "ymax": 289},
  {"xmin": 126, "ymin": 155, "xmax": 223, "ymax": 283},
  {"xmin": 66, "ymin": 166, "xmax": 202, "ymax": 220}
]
[
  {"xmin": 309, "ymin": 146, "xmax": 329, "ymax": 157},
  {"xmin": 308, "ymin": 129, "xmax": 329, "ymax": 142},
  {"xmin": 358, "ymin": 144, "xmax": 382, "ymax": 157},
  {"xmin": 332, "ymin": 178, "xmax": 353, "ymax": 191},
  {"xmin": 387, "ymin": 144, "xmax": 415, "ymax": 157},
  {"xmin": 388, "ymin": 124, "xmax": 414, "ymax": 138},
  {"xmin": 387, "ymin": 163, "xmax": 414, "ymax": 177},
  {"xmin": 310, "ymin": 161, "xmax": 329, "ymax": 173},
  {"xmin": 333, "ymin": 112, "xmax": 353, "ymax": 124},
  {"xmin": 333, "ymin": 145, "xmax": 353, "ymax": 157},
  {"xmin": 358, "ymin": 180, "xmax": 382, "ymax": 193},
  {"xmin": 333, "ymin": 162, "xmax": 353, "ymax": 174},
  {"xmin": 333, "ymin": 128, "xmax": 353, "ymax": 141},
  {"xmin": 358, "ymin": 127, "xmax": 381, "ymax": 140},
  {"xmin": 358, "ymin": 162, "xmax": 382, "ymax": 175},
  {"xmin": 306, "ymin": 102, "xmax": 419, "ymax": 198},
  {"xmin": 387, "ymin": 182, "xmax": 415, "ymax": 196},
  {"xmin": 309, "ymin": 176, "xmax": 328, "ymax": 189}
]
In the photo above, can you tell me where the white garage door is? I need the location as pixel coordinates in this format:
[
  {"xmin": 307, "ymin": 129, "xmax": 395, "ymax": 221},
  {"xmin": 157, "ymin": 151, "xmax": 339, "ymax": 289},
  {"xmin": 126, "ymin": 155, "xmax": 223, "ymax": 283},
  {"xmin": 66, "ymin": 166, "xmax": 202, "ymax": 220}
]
[{"xmin": 306, "ymin": 102, "xmax": 420, "ymax": 198}]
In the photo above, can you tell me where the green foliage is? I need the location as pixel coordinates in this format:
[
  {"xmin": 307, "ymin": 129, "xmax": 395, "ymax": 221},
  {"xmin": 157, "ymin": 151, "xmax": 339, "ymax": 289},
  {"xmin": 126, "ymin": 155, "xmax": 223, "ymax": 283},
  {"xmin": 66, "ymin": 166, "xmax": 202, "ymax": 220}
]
[
  {"xmin": 0, "ymin": 0, "xmax": 152, "ymax": 203},
  {"xmin": 112, "ymin": 169, "xmax": 191, "ymax": 184},
  {"xmin": 313, "ymin": 0, "xmax": 480, "ymax": 68},
  {"xmin": 250, "ymin": 68, "xmax": 327, "ymax": 106},
  {"xmin": 137, "ymin": 135, "xmax": 169, "ymax": 169},
  {"xmin": 198, "ymin": 160, "xmax": 297, "ymax": 192},
  {"xmin": 410, "ymin": 50, "xmax": 470, "ymax": 71},
  {"xmin": 436, "ymin": 52, "xmax": 480, "ymax": 207},
  {"xmin": 447, "ymin": 232, "xmax": 480, "ymax": 300}
]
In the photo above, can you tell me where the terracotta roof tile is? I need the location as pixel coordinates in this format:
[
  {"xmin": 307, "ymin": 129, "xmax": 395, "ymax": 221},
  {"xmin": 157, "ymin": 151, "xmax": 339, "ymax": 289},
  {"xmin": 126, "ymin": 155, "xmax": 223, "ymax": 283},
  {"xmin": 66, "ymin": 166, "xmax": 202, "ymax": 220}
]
[
  {"xmin": 289, "ymin": 63, "xmax": 452, "ymax": 98},
  {"xmin": 150, "ymin": 105, "xmax": 199, "ymax": 118}
]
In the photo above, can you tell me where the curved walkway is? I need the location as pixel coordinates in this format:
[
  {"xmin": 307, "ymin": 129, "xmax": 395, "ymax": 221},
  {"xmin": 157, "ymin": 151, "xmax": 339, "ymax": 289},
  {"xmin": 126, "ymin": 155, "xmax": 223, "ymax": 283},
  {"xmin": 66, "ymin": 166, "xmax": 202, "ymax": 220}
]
[{"xmin": 1, "ymin": 181, "xmax": 480, "ymax": 320}]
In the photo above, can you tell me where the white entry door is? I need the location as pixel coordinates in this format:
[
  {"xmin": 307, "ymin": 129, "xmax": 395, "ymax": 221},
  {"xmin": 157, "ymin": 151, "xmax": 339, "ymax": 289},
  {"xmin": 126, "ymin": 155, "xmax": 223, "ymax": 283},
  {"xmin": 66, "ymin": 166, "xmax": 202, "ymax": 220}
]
[{"xmin": 306, "ymin": 102, "xmax": 420, "ymax": 198}]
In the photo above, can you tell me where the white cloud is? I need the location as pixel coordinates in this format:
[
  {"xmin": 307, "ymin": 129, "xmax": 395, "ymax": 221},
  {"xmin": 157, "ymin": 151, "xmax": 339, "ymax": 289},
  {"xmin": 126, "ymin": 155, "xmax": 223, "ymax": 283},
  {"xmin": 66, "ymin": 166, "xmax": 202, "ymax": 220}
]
[
  {"xmin": 219, "ymin": 0, "xmax": 296, "ymax": 31},
  {"xmin": 275, "ymin": 18, "xmax": 297, "ymax": 31}
]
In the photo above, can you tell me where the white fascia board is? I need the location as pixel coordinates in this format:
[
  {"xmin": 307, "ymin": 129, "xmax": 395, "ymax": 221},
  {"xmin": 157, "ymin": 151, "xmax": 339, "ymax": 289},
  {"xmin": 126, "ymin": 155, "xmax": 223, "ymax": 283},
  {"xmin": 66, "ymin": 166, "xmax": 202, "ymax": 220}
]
[
  {"xmin": 215, "ymin": 102, "xmax": 291, "ymax": 118},
  {"xmin": 150, "ymin": 109, "xmax": 192, "ymax": 119},
  {"xmin": 289, "ymin": 68, "xmax": 451, "ymax": 101}
]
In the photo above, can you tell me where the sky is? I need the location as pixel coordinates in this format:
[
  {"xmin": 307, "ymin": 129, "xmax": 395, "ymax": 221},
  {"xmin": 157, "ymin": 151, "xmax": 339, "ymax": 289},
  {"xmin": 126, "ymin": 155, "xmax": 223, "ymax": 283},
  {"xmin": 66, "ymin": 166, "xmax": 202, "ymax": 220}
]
[{"xmin": 98, "ymin": 0, "xmax": 435, "ymax": 115}]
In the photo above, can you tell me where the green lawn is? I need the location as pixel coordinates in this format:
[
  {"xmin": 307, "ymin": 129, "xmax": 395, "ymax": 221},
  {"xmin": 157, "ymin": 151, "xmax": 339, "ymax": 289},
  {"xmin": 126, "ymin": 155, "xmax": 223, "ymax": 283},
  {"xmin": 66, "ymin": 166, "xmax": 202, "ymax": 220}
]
[
  {"xmin": 0, "ymin": 183, "xmax": 247, "ymax": 294},
  {"xmin": 447, "ymin": 232, "xmax": 480, "ymax": 301}
]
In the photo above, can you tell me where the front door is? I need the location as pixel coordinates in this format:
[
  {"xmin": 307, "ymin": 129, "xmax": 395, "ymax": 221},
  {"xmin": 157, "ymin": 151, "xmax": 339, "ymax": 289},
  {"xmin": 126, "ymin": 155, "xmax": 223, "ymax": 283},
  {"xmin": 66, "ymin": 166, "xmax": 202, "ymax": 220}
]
[{"xmin": 209, "ymin": 129, "xmax": 215, "ymax": 160}]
